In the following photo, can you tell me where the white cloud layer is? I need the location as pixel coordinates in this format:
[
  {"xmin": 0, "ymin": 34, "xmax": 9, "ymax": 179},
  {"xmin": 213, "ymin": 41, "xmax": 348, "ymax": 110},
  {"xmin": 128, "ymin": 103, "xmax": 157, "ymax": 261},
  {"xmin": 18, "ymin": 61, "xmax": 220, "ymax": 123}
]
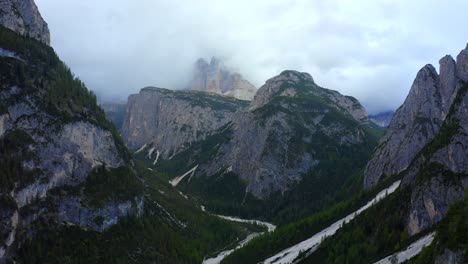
[{"xmin": 36, "ymin": 0, "xmax": 468, "ymax": 113}]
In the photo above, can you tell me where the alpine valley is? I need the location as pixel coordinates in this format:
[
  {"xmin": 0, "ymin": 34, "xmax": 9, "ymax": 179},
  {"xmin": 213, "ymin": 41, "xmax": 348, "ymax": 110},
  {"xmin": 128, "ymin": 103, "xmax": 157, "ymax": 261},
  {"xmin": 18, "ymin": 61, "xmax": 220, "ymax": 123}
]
[{"xmin": 0, "ymin": 1, "xmax": 466, "ymax": 264}]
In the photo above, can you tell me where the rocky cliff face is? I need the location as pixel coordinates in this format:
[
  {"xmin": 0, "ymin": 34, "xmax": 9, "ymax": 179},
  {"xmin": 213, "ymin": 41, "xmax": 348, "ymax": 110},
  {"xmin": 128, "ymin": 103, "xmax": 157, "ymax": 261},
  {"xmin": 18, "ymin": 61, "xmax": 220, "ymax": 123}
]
[
  {"xmin": 188, "ymin": 57, "xmax": 257, "ymax": 100},
  {"xmin": 0, "ymin": 0, "xmax": 50, "ymax": 44},
  {"xmin": 363, "ymin": 44, "xmax": 467, "ymax": 239},
  {"xmin": 121, "ymin": 87, "xmax": 248, "ymax": 159},
  {"xmin": 0, "ymin": 5, "xmax": 142, "ymax": 260},
  {"xmin": 404, "ymin": 83, "xmax": 467, "ymax": 236},
  {"xmin": 364, "ymin": 44, "xmax": 468, "ymax": 188}
]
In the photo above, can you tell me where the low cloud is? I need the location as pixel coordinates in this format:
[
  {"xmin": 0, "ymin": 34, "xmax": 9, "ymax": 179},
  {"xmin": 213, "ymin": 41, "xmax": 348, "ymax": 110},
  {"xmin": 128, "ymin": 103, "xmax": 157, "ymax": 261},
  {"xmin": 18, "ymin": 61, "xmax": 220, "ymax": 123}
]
[{"xmin": 36, "ymin": 0, "xmax": 468, "ymax": 113}]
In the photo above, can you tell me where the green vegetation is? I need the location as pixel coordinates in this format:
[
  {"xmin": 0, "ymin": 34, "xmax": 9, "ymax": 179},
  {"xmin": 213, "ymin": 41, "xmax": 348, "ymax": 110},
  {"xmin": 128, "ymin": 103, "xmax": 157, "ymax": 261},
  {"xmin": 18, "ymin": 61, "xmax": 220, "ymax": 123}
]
[
  {"xmin": 180, "ymin": 170, "xmax": 266, "ymax": 218},
  {"xmin": 15, "ymin": 162, "xmax": 263, "ymax": 263},
  {"xmin": 153, "ymin": 124, "xmax": 233, "ymax": 176},
  {"xmin": 82, "ymin": 165, "xmax": 144, "ymax": 207},
  {"xmin": 302, "ymin": 187, "xmax": 413, "ymax": 264},
  {"xmin": 143, "ymin": 78, "xmax": 384, "ymax": 224},
  {"xmin": 0, "ymin": 25, "xmax": 130, "ymax": 162},
  {"xmin": 221, "ymin": 175, "xmax": 401, "ymax": 264},
  {"xmin": 0, "ymin": 129, "xmax": 39, "ymax": 191},
  {"xmin": 419, "ymin": 83, "xmax": 467, "ymax": 159},
  {"xmin": 301, "ymin": 167, "xmax": 465, "ymax": 264}
]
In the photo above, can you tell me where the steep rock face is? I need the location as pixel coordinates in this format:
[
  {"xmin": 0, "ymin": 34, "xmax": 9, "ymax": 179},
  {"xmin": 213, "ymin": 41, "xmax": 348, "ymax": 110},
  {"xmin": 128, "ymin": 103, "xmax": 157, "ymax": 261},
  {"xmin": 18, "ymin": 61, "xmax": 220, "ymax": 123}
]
[
  {"xmin": 121, "ymin": 87, "xmax": 248, "ymax": 159},
  {"xmin": 0, "ymin": 10, "xmax": 142, "ymax": 260},
  {"xmin": 0, "ymin": 0, "xmax": 50, "ymax": 44},
  {"xmin": 182, "ymin": 70, "xmax": 372, "ymax": 198},
  {"xmin": 404, "ymin": 84, "xmax": 467, "ymax": 235},
  {"xmin": 363, "ymin": 44, "xmax": 467, "ymax": 238},
  {"xmin": 364, "ymin": 45, "xmax": 468, "ymax": 188},
  {"xmin": 188, "ymin": 57, "xmax": 257, "ymax": 100}
]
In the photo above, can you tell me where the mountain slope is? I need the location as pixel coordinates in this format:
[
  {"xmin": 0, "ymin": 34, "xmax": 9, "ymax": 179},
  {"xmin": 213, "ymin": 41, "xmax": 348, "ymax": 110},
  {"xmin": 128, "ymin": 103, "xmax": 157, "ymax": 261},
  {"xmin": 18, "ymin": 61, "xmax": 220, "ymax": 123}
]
[
  {"xmin": 0, "ymin": 23, "xmax": 145, "ymax": 259},
  {"xmin": 151, "ymin": 70, "xmax": 379, "ymax": 223},
  {"xmin": 0, "ymin": 2, "xmax": 263, "ymax": 261},
  {"xmin": 121, "ymin": 87, "xmax": 249, "ymax": 159},
  {"xmin": 364, "ymin": 46, "xmax": 468, "ymax": 188},
  {"xmin": 221, "ymin": 46, "xmax": 467, "ymax": 264},
  {"xmin": 13, "ymin": 161, "xmax": 263, "ymax": 263},
  {"xmin": 301, "ymin": 45, "xmax": 468, "ymax": 264}
]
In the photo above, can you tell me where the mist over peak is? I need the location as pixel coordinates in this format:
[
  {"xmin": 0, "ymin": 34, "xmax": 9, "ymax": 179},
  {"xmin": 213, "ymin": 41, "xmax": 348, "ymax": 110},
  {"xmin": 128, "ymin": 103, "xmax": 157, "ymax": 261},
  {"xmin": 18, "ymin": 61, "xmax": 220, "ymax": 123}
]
[{"xmin": 36, "ymin": 0, "xmax": 468, "ymax": 113}]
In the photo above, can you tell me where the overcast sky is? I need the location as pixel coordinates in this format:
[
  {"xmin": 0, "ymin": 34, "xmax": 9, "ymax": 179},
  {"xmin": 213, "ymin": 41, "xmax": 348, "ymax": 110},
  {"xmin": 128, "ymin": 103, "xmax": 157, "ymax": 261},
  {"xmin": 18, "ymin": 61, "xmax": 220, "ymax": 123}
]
[{"xmin": 35, "ymin": 0, "xmax": 468, "ymax": 113}]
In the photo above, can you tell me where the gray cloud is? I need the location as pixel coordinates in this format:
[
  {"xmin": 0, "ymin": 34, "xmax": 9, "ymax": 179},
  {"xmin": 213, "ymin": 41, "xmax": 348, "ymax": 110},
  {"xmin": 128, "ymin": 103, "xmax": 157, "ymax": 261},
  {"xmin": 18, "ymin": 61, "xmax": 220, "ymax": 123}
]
[{"xmin": 36, "ymin": 0, "xmax": 468, "ymax": 113}]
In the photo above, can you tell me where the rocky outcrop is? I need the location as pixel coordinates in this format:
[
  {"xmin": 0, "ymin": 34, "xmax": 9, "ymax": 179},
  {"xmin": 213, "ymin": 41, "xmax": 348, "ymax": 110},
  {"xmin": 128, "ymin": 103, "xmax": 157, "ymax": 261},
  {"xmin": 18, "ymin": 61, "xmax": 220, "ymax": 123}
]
[
  {"xmin": 10, "ymin": 120, "xmax": 123, "ymax": 207},
  {"xmin": 364, "ymin": 44, "xmax": 468, "ymax": 188},
  {"xmin": 0, "ymin": 0, "xmax": 50, "ymax": 44},
  {"xmin": 250, "ymin": 71, "xmax": 368, "ymax": 123},
  {"xmin": 404, "ymin": 83, "xmax": 467, "ymax": 235},
  {"xmin": 188, "ymin": 57, "xmax": 257, "ymax": 100},
  {"xmin": 406, "ymin": 175, "xmax": 465, "ymax": 236},
  {"xmin": 57, "ymin": 196, "xmax": 144, "ymax": 232},
  {"xmin": 121, "ymin": 87, "xmax": 248, "ymax": 159}
]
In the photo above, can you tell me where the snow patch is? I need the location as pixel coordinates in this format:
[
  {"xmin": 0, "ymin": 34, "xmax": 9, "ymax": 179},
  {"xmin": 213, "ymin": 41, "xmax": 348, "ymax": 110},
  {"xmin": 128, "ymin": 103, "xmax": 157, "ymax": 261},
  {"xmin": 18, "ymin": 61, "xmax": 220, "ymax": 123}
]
[
  {"xmin": 146, "ymin": 146, "xmax": 156, "ymax": 159},
  {"xmin": 263, "ymin": 180, "xmax": 401, "ymax": 264},
  {"xmin": 153, "ymin": 150, "xmax": 160, "ymax": 165},
  {"xmin": 0, "ymin": 48, "xmax": 22, "ymax": 60},
  {"xmin": 169, "ymin": 165, "xmax": 199, "ymax": 187},
  {"xmin": 373, "ymin": 232, "xmax": 435, "ymax": 264},
  {"xmin": 135, "ymin": 143, "xmax": 147, "ymax": 154}
]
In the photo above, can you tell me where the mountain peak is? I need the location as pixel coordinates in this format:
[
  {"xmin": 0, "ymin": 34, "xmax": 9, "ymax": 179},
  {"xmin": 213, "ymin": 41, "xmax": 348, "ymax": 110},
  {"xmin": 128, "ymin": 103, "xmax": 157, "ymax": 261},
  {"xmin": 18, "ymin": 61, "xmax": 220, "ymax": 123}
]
[
  {"xmin": 0, "ymin": 0, "xmax": 50, "ymax": 45},
  {"xmin": 456, "ymin": 43, "xmax": 468, "ymax": 81},
  {"xmin": 188, "ymin": 57, "xmax": 256, "ymax": 100},
  {"xmin": 278, "ymin": 70, "xmax": 315, "ymax": 84},
  {"xmin": 210, "ymin": 56, "xmax": 222, "ymax": 67}
]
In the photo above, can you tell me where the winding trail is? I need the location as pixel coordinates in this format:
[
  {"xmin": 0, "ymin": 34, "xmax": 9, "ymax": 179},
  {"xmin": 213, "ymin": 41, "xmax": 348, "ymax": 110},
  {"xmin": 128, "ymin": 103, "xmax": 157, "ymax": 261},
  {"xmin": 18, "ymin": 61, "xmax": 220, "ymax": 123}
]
[{"xmin": 262, "ymin": 180, "xmax": 401, "ymax": 264}]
